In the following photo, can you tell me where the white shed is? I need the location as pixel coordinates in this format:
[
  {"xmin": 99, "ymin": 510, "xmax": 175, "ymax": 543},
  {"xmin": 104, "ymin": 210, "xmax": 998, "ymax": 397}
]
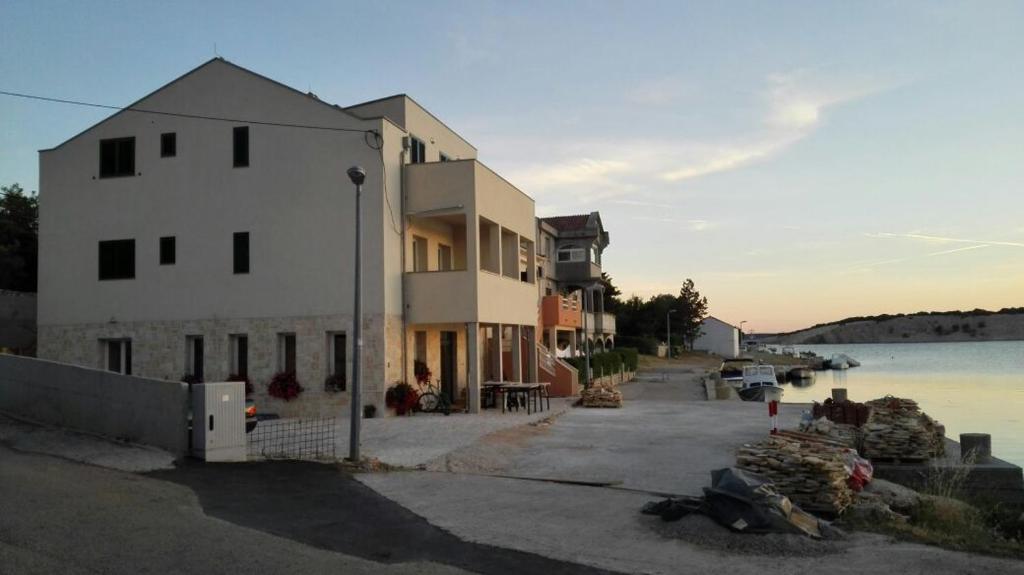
[{"xmin": 693, "ymin": 316, "xmax": 739, "ymax": 358}]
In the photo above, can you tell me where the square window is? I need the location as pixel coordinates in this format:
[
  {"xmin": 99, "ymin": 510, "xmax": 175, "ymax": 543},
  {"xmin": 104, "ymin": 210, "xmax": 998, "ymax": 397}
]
[
  {"xmin": 104, "ymin": 339, "xmax": 132, "ymax": 374},
  {"xmin": 233, "ymin": 126, "xmax": 249, "ymax": 167},
  {"xmin": 99, "ymin": 137, "xmax": 135, "ymax": 178},
  {"xmin": 161, "ymin": 132, "xmax": 176, "ymax": 158},
  {"xmin": 99, "ymin": 239, "xmax": 135, "ymax": 280},
  {"xmin": 233, "ymin": 232, "xmax": 249, "ymax": 274},
  {"xmin": 159, "ymin": 236, "xmax": 175, "ymax": 265}
]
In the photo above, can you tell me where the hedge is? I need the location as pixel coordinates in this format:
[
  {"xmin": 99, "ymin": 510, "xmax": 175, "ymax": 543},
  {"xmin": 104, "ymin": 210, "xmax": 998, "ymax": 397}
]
[{"xmin": 564, "ymin": 351, "xmax": 634, "ymax": 381}]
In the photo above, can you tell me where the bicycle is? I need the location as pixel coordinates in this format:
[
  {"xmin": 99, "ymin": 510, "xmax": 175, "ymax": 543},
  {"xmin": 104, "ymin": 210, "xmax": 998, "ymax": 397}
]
[{"xmin": 416, "ymin": 379, "xmax": 452, "ymax": 416}]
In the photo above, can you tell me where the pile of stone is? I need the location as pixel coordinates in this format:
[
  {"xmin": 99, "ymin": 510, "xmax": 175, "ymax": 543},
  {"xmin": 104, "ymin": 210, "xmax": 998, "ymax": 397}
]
[
  {"xmin": 735, "ymin": 436, "xmax": 854, "ymax": 514},
  {"xmin": 800, "ymin": 417, "xmax": 860, "ymax": 448},
  {"xmin": 581, "ymin": 384, "xmax": 623, "ymax": 408},
  {"xmin": 861, "ymin": 396, "xmax": 945, "ymax": 461}
]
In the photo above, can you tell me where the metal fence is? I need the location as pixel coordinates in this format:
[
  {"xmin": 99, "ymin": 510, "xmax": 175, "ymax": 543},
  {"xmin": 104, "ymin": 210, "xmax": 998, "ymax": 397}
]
[{"xmin": 247, "ymin": 417, "xmax": 337, "ymax": 460}]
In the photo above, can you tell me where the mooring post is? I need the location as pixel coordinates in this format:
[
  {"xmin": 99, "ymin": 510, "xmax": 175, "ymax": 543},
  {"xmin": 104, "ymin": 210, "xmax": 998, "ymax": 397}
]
[{"xmin": 832, "ymin": 388, "xmax": 848, "ymax": 402}]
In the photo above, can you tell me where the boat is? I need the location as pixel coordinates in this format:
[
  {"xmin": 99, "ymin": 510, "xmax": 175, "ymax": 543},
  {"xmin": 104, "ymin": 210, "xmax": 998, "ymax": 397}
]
[
  {"xmin": 719, "ymin": 358, "xmax": 754, "ymax": 389},
  {"xmin": 830, "ymin": 354, "xmax": 849, "ymax": 370},
  {"xmin": 738, "ymin": 365, "xmax": 785, "ymax": 402},
  {"xmin": 832, "ymin": 353, "xmax": 860, "ymax": 368},
  {"xmin": 787, "ymin": 366, "xmax": 814, "ymax": 381}
]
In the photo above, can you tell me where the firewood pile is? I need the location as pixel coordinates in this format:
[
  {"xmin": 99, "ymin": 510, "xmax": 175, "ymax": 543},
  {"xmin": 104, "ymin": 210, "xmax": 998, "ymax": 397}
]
[
  {"xmin": 581, "ymin": 383, "xmax": 623, "ymax": 408},
  {"xmin": 735, "ymin": 436, "xmax": 854, "ymax": 514},
  {"xmin": 861, "ymin": 396, "xmax": 945, "ymax": 461}
]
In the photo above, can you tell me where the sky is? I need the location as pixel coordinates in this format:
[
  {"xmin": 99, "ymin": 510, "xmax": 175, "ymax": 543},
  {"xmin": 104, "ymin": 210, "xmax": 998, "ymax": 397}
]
[{"xmin": 2, "ymin": 0, "xmax": 1022, "ymax": 332}]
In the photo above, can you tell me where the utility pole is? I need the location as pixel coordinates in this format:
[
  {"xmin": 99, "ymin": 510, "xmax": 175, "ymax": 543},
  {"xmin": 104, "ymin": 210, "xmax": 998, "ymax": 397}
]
[
  {"xmin": 667, "ymin": 309, "xmax": 676, "ymax": 359},
  {"xmin": 346, "ymin": 166, "xmax": 365, "ymax": 462}
]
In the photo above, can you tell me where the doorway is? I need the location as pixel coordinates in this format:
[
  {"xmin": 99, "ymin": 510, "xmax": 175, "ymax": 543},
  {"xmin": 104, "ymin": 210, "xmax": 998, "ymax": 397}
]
[{"xmin": 440, "ymin": 331, "xmax": 456, "ymax": 403}]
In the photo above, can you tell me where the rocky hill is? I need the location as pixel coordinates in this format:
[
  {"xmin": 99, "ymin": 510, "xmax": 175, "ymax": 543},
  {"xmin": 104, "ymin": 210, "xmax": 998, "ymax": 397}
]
[{"xmin": 768, "ymin": 309, "xmax": 1024, "ymax": 345}]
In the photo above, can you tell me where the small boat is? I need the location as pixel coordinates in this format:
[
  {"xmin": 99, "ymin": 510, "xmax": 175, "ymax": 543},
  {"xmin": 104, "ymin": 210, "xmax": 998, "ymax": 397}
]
[
  {"xmin": 788, "ymin": 366, "xmax": 814, "ymax": 380},
  {"xmin": 832, "ymin": 353, "xmax": 860, "ymax": 368},
  {"xmin": 738, "ymin": 365, "xmax": 785, "ymax": 402},
  {"xmin": 719, "ymin": 358, "xmax": 754, "ymax": 389},
  {"xmin": 830, "ymin": 354, "xmax": 849, "ymax": 370}
]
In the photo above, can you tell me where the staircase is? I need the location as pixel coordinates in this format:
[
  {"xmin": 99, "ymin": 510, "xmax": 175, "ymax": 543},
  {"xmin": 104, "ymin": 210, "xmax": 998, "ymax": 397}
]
[{"xmin": 537, "ymin": 344, "xmax": 580, "ymax": 397}]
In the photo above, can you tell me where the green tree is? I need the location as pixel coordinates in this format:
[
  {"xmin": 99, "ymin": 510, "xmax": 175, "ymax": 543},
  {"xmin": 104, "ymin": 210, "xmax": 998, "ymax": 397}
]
[
  {"xmin": 599, "ymin": 272, "xmax": 622, "ymax": 313},
  {"xmin": 675, "ymin": 278, "xmax": 709, "ymax": 349},
  {"xmin": 0, "ymin": 183, "xmax": 39, "ymax": 292}
]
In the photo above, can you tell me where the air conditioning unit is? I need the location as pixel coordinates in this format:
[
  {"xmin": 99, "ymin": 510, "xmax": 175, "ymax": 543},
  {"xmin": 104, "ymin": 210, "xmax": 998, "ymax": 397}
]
[{"xmin": 191, "ymin": 381, "xmax": 247, "ymax": 462}]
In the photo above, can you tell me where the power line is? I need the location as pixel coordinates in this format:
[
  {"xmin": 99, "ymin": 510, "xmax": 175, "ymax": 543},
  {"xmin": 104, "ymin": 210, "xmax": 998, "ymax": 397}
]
[
  {"xmin": 0, "ymin": 90, "xmax": 375, "ymax": 135},
  {"xmin": 2, "ymin": 88, "xmax": 405, "ymax": 236}
]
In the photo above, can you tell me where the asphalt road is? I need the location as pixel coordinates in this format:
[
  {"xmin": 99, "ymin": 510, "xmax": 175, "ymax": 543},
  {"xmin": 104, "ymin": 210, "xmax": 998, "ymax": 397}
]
[
  {"xmin": 0, "ymin": 442, "xmax": 618, "ymax": 575},
  {"xmin": 149, "ymin": 459, "xmax": 621, "ymax": 575}
]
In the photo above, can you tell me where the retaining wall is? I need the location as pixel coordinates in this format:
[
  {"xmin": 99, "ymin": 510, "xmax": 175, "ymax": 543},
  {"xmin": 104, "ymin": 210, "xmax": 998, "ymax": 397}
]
[{"xmin": 0, "ymin": 354, "xmax": 189, "ymax": 456}]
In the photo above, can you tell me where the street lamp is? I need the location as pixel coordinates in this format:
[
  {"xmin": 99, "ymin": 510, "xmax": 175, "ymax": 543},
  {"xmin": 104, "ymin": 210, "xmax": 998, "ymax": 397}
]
[
  {"xmin": 346, "ymin": 165, "xmax": 365, "ymax": 463},
  {"xmin": 666, "ymin": 309, "xmax": 677, "ymax": 359}
]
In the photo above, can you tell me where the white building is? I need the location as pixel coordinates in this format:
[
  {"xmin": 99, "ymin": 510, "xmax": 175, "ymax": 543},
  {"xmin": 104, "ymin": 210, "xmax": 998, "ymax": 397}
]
[
  {"xmin": 692, "ymin": 316, "xmax": 739, "ymax": 358},
  {"xmin": 37, "ymin": 58, "xmax": 540, "ymax": 416}
]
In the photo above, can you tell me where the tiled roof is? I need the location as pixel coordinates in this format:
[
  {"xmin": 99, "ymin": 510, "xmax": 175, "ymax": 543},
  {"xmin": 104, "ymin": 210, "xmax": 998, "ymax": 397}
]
[{"xmin": 542, "ymin": 214, "xmax": 590, "ymax": 232}]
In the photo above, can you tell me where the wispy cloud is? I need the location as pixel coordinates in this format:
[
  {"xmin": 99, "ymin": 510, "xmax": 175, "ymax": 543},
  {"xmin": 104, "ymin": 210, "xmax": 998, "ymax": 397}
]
[
  {"xmin": 631, "ymin": 215, "xmax": 718, "ymax": 232},
  {"xmin": 866, "ymin": 232, "xmax": 1024, "ymax": 248},
  {"xmin": 609, "ymin": 199, "xmax": 675, "ymax": 209},
  {"xmin": 926, "ymin": 244, "xmax": 991, "ymax": 256}
]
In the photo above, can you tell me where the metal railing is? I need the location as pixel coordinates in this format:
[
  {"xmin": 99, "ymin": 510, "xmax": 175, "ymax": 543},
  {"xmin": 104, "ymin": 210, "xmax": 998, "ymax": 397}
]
[{"xmin": 247, "ymin": 417, "xmax": 337, "ymax": 460}]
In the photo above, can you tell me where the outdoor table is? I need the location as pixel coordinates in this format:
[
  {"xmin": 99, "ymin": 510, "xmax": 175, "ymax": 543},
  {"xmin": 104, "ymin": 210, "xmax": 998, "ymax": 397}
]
[{"xmin": 483, "ymin": 382, "xmax": 550, "ymax": 414}]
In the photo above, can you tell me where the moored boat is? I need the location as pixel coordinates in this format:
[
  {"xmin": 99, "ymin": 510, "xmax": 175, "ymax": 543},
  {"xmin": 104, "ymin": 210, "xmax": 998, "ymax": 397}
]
[{"xmin": 738, "ymin": 365, "xmax": 785, "ymax": 402}]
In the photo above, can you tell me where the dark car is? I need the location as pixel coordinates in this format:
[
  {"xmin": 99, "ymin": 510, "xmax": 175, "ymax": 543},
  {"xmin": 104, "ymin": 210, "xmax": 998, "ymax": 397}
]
[{"xmin": 245, "ymin": 398, "xmax": 257, "ymax": 433}]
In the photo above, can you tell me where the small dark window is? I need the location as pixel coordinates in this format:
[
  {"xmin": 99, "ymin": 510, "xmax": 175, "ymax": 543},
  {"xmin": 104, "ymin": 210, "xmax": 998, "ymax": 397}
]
[
  {"xmin": 282, "ymin": 334, "xmax": 297, "ymax": 374},
  {"xmin": 233, "ymin": 232, "xmax": 249, "ymax": 274},
  {"xmin": 159, "ymin": 236, "xmax": 176, "ymax": 265},
  {"xmin": 439, "ymin": 152, "xmax": 450, "ymax": 162},
  {"xmin": 98, "ymin": 239, "xmax": 135, "ymax": 280},
  {"xmin": 410, "ymin": 136, "xmax": 426, "ymax": 164},
  {"xmin": 332, "ymin": 333, "xmax": 347, "ymax": 389},
  {"xmin": 234, "ymin": 335, "xmax": 248, "ymax": 378},
  {"xmin": 233, "ymin": 126, "xmax": 249, "ymax": 167},
  {"xmin": 99, "ymin": 137, "xmax": 135, "ymax": 178},
  {"xmin": 161, "ymin": 132, "xmax": 176, "ymax": 157}
]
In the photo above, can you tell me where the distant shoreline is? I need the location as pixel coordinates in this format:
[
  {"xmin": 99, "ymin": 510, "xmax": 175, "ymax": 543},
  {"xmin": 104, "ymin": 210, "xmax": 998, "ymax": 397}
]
[{"xmin": 763, "ymin": 311, "xmax": 1024, "ymax": 345}]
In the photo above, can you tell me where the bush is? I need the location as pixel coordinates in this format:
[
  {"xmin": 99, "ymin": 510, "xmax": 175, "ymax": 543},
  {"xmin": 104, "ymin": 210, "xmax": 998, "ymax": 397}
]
[
  {"xmin": 385, "ymin": 382, "xmax": 419, "ymax": 414},
  {"xmin": 615, "ymin": 335, "xmax": 660, "ymax": 355},
  {"xmin": 268, "ymin": 371, "xmax": 303, "ymax": 401},
  {"xmin": 617, "ymin": 347, "xmax": 639, "ymax": 371}
]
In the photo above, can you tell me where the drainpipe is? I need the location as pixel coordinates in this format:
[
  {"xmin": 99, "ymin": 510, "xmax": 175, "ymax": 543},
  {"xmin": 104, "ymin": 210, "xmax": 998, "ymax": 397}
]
[{"xmin": 399, "ymin": 138, "xmax": 408, "ymax": 386}]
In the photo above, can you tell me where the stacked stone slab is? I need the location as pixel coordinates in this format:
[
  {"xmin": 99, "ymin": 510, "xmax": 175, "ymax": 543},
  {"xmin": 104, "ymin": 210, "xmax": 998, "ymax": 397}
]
[
  {"xmin": 581, "ymin": 383, "xmax": 623, "ymax": 408},
  {"xmin": 735, "ymin": 435, "xmax": 853, "ymax": 514},
  {"xmin": 861, "ymin": 396, "xmax": 945, "ymax": 461}
]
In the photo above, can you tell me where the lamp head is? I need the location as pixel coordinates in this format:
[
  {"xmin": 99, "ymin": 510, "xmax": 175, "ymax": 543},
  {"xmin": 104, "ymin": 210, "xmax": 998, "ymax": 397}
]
[{"xmin": 347, "ymin": 166, "xmax": 366, "ymax": 186}]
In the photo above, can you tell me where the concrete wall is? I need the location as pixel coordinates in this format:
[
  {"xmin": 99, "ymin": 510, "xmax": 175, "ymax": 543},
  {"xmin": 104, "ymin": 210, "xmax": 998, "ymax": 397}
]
[
  {"xmin": 693, "ymin": 317, "xmax": 739, "ymax": 358},
  {"xmin": 0, "ymin": 354, "xmax": 189, "ymax": 456}
]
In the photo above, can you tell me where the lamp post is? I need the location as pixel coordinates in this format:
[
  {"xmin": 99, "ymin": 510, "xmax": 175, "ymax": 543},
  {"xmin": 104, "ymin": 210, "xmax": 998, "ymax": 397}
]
[
  {"xmin": 667, "ymin": 309, "xmax": 676, "ymax": 359},
  {"xmin": 346, "ymin": 165, "xmax": 365, "ymax": 462}
]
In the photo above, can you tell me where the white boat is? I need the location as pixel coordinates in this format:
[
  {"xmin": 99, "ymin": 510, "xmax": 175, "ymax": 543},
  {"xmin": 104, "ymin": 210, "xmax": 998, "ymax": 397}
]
[
  {"xmin": 738, "ymin": 365, "xmax": 785, "ymax": 402},
  {"xmin": 830, "ymin": 354, "xmax": 849, "ymax": 370}
]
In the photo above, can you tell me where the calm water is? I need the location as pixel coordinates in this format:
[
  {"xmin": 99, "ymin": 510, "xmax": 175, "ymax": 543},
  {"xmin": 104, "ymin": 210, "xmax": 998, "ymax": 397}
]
[{"xmin": 781, "ymin": 341, "xmax": 1024, "ymax": 467}]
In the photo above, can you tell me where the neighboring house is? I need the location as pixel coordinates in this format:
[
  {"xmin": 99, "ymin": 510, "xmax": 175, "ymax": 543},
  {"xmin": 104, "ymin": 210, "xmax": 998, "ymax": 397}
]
[
  {"xmin": 535, "ymin": 212, "xmax": 614, "ymax": 355},
  {"xmin": 693, "ymin": 316, "xmax": 740, "ymax": 358},
  {"xmin": 0, "ymin": 290, "xmax": 36, "ymax": 355},
  {"xmin": 37, "ymin": 58, "xmax": 539, "ymax": 416}
]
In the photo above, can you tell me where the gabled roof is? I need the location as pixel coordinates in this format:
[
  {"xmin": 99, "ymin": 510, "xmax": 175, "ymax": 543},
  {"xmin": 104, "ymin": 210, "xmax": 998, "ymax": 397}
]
[
  {"xmin": 542, "ymin": 214, "xmax": 590, "ymax": 232},
  {"xmin": 42, "ymin": 57, "xmax": 398, "ymax": 152}
]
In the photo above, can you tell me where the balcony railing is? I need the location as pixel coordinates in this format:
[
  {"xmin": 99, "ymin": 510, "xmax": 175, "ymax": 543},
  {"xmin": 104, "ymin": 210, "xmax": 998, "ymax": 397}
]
[{"xmin": 584, "ymin": 312, "xmax": 616, "ymax": 335}]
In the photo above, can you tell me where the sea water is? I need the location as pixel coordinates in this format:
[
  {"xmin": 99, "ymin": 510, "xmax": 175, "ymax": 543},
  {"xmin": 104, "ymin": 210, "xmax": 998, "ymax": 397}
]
[{"xmin": 783, "ymin": 341, "xmax": 1024, "ymax": 467}]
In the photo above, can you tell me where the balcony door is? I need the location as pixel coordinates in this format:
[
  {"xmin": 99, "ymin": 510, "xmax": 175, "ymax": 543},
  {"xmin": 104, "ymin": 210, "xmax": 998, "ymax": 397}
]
[{"xmin": 440, "ymin": 331, "xmax": 456, "ymax": 403}]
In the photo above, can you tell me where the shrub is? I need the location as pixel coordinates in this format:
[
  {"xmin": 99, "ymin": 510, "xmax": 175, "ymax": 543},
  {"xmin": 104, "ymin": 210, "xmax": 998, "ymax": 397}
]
[
  {"xmin": 268, "ymin": 371, "xmax": 303, "ymax": 401},
  {"xmin": 385, "ymin": 382, "xmax": 419, "ymax": 414},
  {"xmin": 617, "ymin": 347, "xmax": 639, "ymax": 371}
]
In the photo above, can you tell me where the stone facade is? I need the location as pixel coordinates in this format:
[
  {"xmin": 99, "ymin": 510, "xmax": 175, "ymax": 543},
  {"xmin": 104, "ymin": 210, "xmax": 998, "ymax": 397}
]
[{"xmin": 38, "ymin": 312, "xmax": 402, "ymax": 418}]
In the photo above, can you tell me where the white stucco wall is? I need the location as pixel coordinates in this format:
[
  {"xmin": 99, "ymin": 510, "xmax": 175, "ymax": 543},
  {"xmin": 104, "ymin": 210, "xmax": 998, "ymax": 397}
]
[{"xmin": 692, "ymin": 317, "xmax": 739, "ymax": 358}]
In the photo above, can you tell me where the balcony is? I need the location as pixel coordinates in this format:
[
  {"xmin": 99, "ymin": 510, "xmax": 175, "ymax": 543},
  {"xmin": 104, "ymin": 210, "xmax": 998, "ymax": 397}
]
[
  {"xmin": 404, "ymin": 160, "xmax": 538, "ymax": 327},
  {"xmin": 584, "ymin": 312, "xmax": 616, "ymax": 335},
  {"xmin": 541, "ymin": 294, "xmax": 582, "ymax": 328}
]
